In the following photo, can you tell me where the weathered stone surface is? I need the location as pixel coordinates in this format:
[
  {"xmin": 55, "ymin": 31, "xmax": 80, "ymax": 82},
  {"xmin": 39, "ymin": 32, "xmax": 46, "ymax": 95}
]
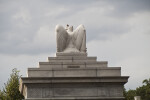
[
  {"xmin": 48, "ymin": 56, "xmax": 97, "ymax": 63},
  {"xmin": 53, "ymin": 69, "xmax": 96, "ymax": 77},
  {"xmin": 97, "ymin": 67, "xmax": 121, "ymax": 76},
  {"xmin": 27, "ymin": 67, "xmax": 121, "ymax": 77},
  {"xmin": 20, "ymin": 77, "xmax": 129, "ymax": 84},
  {"xmin": 20, "ymin": 52, "xmax": 128, "ymax": 100},
  {"xmin": 20, "ymin": 77, "xmax": 128, "ymax": 99},
  {"xmin": 56, "ymin": 24, "xmax": 86, "ymax": 53},
  {"xmin": 25, "ymin": 97, "xmax": 125, "ymax": 100},
  {"xmin": 56, "ymin": 52, "xmax": 87, "ymax": 57},
  {"xmin": 39, "ymin": 57, "xmax": 107, "ymax": 69},
  {"xmin": 27, "ymin": 68, "xmax": 52, "ymax": 77}
]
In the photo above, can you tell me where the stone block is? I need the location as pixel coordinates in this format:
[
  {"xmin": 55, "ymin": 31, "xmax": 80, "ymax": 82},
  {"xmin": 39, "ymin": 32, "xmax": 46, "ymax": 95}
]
[
  {"xmin": 72, "ymin": 56, "xmax": 97, "ymax": 62},
  {"xmin": 28, "ymin": 68, "xmax": 53, "ymax": 77},
  {"xmin": 48, "ymin": 56, "xmax": 97, "ymax": 63},
  {"xmin": 25, "ymin": 97, "xmax": 125, "ymax": 100},
  {"xmin": 27, "ymin": 67, "xmax": 121, "ymax": 77},
  {"xmin": 97, "ymin": 67, "xmax": 121, "ymax": 76},
  {"xmin": 56, "ymin": 52, "xmax": 87, "ymax": 57},
  {"xmin": 109, "ymin": 86, "xmax": 123, "ymax": 97},
  {"xmin": 54, "ymin": 87, "xmax": 98, "ymax": 96},
  {"xmin": 20, "ymin": 76, "xmax": 129, "ymax": 100},
  {"xmin": 62, "ymin": 62, "xmax": 85, "ymax": 68},
  {"xmin": 27, "ymin": 87, "xmax": 43, "ymax": 98},
  {"xmin": 53, "ymin": 69, "xmax": 97, "ymax": 77},
  {"xmin": 98, "ymin": 86, "xmax": 123, "ymax": 97},
  {"xmin": 39, "ymin": 62, "xmax": 62, "ymax": 69},
  {"xmin": 48, "ymin": 56, "xmax": 73, "ymax": 62},
  {"xmin": 86, "ymin": 61, "xmax": 108, "ymax": 68},
  {"xmin": 26, "ymin": 84, "xmax": 53, "ymax": 98},
  {"xmin": 98, "ymin": 87, "xmax": 109, "ymax": 97}
]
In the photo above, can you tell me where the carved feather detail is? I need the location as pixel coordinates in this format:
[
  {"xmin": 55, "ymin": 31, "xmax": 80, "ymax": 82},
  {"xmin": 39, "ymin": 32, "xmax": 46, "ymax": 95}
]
[{"xmin": 55, "ymin": 24, "xmax": 86, "ymax": 53}]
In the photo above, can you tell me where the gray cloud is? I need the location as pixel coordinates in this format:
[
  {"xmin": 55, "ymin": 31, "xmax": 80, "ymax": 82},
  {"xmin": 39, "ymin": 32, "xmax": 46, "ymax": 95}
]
[
  {"xmin": 1, "ymin": 0, "xmax": 149, "ymax": 55},
  {"xmin": 0, "ymin": 0, "xmax": 150, "ymax": 90}
]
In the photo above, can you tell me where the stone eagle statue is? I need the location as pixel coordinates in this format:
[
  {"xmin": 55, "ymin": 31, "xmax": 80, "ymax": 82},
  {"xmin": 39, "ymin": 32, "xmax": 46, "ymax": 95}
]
[{"xmin": 55, "ymin": 24, "xmax": 86, "ymax": 53}]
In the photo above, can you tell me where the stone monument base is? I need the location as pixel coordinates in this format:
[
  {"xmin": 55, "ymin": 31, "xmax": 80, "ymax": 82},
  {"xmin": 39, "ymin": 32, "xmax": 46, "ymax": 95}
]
[{"xmin": 20, "ymin": 53, "xmax": 129, "ymax": 100}]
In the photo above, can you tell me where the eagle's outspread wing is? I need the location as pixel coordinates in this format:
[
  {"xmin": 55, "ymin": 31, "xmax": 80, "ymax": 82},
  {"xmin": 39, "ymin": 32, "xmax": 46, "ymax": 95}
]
[
  {"xmin": 73, "ymin": 24, "xmax": 86, "ymax": 53},
  {"xmin": 55, "ymin": 25, "xmax": 68, "ymax": 52}
]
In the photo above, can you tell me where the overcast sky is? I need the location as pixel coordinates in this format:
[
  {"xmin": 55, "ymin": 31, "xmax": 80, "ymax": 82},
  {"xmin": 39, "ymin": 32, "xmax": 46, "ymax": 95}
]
[{"xmin": 0, "ymin": 0, "xmax": 150, "ymax": 90}]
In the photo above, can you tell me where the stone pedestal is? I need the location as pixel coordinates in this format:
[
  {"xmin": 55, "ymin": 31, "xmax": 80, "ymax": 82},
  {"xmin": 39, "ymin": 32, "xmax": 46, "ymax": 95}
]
[{"xmin": 20, "ymin": 53, "xmax": 129, "ymax": 100}]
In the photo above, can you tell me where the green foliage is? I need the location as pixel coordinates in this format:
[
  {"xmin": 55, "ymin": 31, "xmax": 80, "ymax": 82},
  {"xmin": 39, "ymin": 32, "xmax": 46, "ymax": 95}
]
[
  {"xmin": 124, "ymin": 78, "xmax": 150, "ymax": 100},
  {"xmin": 126, "ymin": 89, "xmax": 136, "ymax": 100},
  {"xmin": 0, "ymin": 68, "xmax": 24, "ymax": 100},
  {"xmin": 123, "ymin": 87, "xmax": 127, "ymax": 100},
  {"xmin": 136, "ymin": 78, "xmax": 150, "ymax": 100},
  {"xmin": 0, "ymin": 90, "xmax": 5, "ymax": 100}
]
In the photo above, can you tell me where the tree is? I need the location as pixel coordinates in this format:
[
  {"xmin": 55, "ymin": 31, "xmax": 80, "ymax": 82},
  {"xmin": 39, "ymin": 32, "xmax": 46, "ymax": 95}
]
[
  {"xmin": 125, "ymin": 89, "xmax": 136, "ymax": 100},
  {"xmin": 0, "ymin": 90, "xmax": 5, "ymax": 100},
  {"xmin": 136, "ymin": 78, "xmax": 150, "ymax": 100},
  {"xmin": 124, "ymin": 78, "xmax": 150, "ymax": 100},
  {"xmin": 123, "ymin": 86, "xmax": 127, "ymax": 100},
  {"xmin": 0, "ymin": 68, "xmax": 24, "ymax": 100},
  {"xmin": 143, "ymin": 78, "xmax": 150, "ymax": 99}
]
